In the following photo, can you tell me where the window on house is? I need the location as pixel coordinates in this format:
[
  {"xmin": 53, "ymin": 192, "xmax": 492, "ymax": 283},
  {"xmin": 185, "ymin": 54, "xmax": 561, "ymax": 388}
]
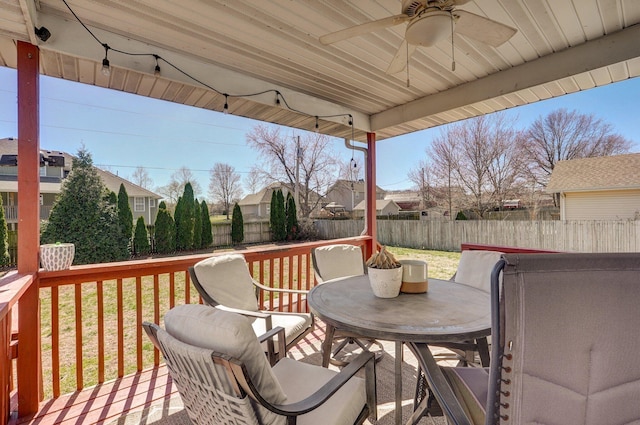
[
  {"xmin": 40, "ymin": 166, "xmax": 46, "ymax": 176},
  {"xmin": 149, "ymin": 198, "xmax": 155, "ymax": 208},
  {"xmin": 134, "ymin": 197, "xmax": 145, "ymax": 212}
]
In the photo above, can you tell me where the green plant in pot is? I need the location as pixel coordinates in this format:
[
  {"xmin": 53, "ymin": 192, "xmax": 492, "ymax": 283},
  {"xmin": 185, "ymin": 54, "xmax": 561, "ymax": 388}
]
[{"xmin": 366, "ymin": 246, "xmax": 403, "ymax": 298}]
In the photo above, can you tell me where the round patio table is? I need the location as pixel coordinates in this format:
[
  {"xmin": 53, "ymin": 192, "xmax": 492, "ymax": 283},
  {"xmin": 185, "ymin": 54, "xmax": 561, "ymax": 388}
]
[{"xmin": 307, "ymin": 274, "xmax": 491, "ymax": 425}]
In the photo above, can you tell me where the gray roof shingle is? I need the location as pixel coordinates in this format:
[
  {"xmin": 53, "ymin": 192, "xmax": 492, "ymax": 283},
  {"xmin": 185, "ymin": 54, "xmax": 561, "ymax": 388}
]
[{"xmin": 546, "ymin": 153, "xmax": 640, "ymax": 193}]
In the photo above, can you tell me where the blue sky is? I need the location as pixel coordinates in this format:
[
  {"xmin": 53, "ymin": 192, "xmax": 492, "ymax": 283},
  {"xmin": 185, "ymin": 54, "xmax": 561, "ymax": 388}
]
[{"xmin": 0, "ymin": 65, "xmax": 638, "ymax": 199}]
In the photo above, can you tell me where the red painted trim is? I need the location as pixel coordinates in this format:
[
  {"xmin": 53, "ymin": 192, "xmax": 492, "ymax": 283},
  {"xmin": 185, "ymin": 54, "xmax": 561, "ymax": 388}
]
[
  {"xmin": 365, "ymin": 132, "xmax": 377, "ymax": 258},
  {"xmin": 16, "ymin": 41, "xmax": 42, "ymax": 417}
]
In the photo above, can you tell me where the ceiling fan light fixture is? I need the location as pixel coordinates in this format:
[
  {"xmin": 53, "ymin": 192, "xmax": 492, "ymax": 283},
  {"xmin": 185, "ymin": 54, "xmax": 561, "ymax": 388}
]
[{"xmin": 405, "ymin": 10, "xmax": 452, "ymax": 46}]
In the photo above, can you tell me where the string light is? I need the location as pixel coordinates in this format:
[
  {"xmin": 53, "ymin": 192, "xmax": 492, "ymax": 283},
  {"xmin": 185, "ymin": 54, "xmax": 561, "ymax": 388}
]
[
  {"xmin": 101, "ymin": 44, "xmax": 110, "ymax": 77},
  {"xmin": 153, "ymin": 54, "xmax": 161, "ymax": 76},
  {"xmin": 60, "ymin": 0, "xmax": 356, "ymax": 134}
]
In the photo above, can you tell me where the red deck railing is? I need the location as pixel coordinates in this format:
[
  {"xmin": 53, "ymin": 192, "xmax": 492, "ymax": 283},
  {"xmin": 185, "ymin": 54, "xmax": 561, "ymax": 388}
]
[{"xmin": 1, "ymin": 236, "xmax": 371, "ymax": 422}]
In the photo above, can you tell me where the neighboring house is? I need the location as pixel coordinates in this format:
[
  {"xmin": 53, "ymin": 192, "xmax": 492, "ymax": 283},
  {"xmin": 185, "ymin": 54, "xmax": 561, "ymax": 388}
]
[
  {"xmin": 546, "ymin": 153, "xmax": 640, "ymax": 220},
  {"xmin": 0, "ymin": 137, "xmax": 162, "ymax": 229},
  {"xmin": 325, "ymin": 179, "xmax": 385, "ymax": 211},
  {"xmin": 239, "ymin": 182, "xmax": 325, "ymax": 219},
  {"xmin": 384, "ymin": 190, "xmax": 422, "ymax": 211},
  {"xmin": 352, "ymin": 199, "xmax": 401, "ymax": 218}
]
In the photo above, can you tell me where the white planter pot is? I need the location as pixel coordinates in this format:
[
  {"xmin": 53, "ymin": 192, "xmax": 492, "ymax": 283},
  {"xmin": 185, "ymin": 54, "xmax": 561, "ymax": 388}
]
[
  {"xmin": 40, "ymin": 243, "xmax": 75, "ymax": 271},
  {"xmin": 367, "ymin": 266, "xmax": 403, "ymax": 298}
]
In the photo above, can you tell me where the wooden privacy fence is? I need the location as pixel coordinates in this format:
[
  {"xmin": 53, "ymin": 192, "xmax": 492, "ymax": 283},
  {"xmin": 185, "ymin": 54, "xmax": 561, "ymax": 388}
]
[
  {"xmin": 211, "ymin": 221, "xmax": 271, "ymax": 246},
  {"xmin": 314, "ymin": 219, "xmax": 640, "ymax": 253}
]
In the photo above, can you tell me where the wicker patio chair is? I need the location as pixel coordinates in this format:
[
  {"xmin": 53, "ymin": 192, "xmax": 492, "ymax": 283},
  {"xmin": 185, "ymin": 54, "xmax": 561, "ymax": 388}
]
[
  {"xmin": 143, "ymin": 304, "xmax": 377, "ymax": 425},
  {"xmin": 413, "ymin": 252, "xmax": 640, "ymax": 425},
  {"xmin": 311, "ymin": 244, "xmax": 384, "ymax": 366},
  {"xmin": 189, "ymin": 253, "xmax": 314, "ymax": 365}
]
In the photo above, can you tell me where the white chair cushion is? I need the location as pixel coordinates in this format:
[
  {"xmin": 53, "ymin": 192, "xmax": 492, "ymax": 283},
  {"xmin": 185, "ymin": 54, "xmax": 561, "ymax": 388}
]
[
  {"xmin": 272, "ymin": 357, "xmax": 366, "ymax": 425},
  {"xmin": 454, "ymin": 250, "xmax": 504, "ymax": 293},
  {"xmin": 193, "ymin": 254, "xmax": 260, "ymax": 312},
  {"xmin": 164, "ymin": 304, "xmax": 287, "ymax": 404},
  {"xmin": 313, "ymin": 245, "xmax": 365, "ymax": 282},
  {"xmin": 252, "ymin": 312, "xmax": 313, "ymax": 346}
]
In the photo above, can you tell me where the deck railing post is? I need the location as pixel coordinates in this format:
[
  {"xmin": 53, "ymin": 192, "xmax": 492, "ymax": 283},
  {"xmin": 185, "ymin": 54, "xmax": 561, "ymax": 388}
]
[{"xmin": 17, "ymin": 40, "xmax": 43, "ymax": 416}]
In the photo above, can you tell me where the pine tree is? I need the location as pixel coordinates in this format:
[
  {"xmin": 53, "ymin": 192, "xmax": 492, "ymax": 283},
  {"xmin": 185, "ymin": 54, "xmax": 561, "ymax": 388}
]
[
  {"xmin": 107, "ymin": 191, "xmax": 117, "ymax": 205},
  {"xmin": 231, "ymin": 202, "xmax": 244, "ymax": 244},
  {"xmin": 200, "ymin": 200, "xmax": 213, "ymax": 247},
  {"xmin": 117, "ymin": 183, "xmax": 134, "ymax": 251},
  {"xmin": 285, "ymin": 192, "xmax": 298, "ymax": 240},
  {"xmin": 173, "ymin": 196, "xmax": 183, "ymax": 249},
  {"xmin": 0, "ymin": 196, "xmax": 9, "ymax": 266},
  {"xmin": 193, "ymin": 198, "xmax": 202, "ymax": 249},
  {"xmin": 269, "ymin": 190, "xmax": 278, "ymax": 241},
  {"xmin": 133, "ymin": 216, "xmax": 150, "ymax": 255},
  {"xmin": 175, "ymin": 183, "xmax": 194, "ymax": 250},
  {"xmin": 154, "ymin": 201, "xmax": 176, "ymax": 254},
  {"xmin": 42, "ymin": 147, "xmax": 129, "ymax": 264},
  {"xmin": 275, "ymin": 189, "xmax": 286, "ymax": 241}
]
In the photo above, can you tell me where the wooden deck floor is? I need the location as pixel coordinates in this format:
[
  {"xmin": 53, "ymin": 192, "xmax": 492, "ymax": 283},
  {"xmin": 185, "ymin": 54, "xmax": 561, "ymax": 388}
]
[
  {"xmin": 8, "ymin": 324, "xmax": 330, "ymax": 425},
  {"xmin": 11, "ymin": 365, "xmax": 177, "ymax": 425}
]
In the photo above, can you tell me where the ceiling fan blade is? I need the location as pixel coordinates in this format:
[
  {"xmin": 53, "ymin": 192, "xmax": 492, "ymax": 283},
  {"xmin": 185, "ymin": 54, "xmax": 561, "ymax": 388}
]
[
  {"xmin": 319, "ymin": 14, "xmax": 410, "ymax": 45},
  {"xmin": 386, "ymin": 40, "xmax": 417, "ymax": 74},
  {"xmin": 454, "ymin": 10, "xmax": 517, "ymax": 47}
]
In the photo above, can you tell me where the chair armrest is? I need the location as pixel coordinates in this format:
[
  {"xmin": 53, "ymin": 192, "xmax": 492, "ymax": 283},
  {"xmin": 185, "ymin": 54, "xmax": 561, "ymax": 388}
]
[
  {"xmin": 252, "ymin": 279, "xmax": 309, "ymax": 295},
  {"xmin": 269, "ymin": 350, "xmax": 376, "ymax": 417},
  {"xmin": 215, "ymin": 305, "xmax": 271, "ymax": 320},
  {"xmin": 257, "ymin": 326, "xmax": 287, "ymax": 363}
]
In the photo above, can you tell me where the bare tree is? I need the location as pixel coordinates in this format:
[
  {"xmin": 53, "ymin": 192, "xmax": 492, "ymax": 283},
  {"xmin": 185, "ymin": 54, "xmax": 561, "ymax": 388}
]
[
  {"xmin": 157, "ymin": 166, "xmax": 202, "ymax": 203},
  {"xmin": 246, "ymin": 125, "xmax": 339, "ymax": 217},
  {"xmin": 408, "ymin": 159, "xmax": 433, "ymax": 208},
  {"xmin": 338, "ymin": 157, "xmax": 364, "ymax": 182},
  {"xmin": 130, "ymin": 166, "xmax": 153, "ymax": 189},
  {"xmin": 209, "ymin": 163, "xmax": 243, "ymax": 219},
  {"xmin": 429, "ymin": 114, "xmax": 523, "ymax": 217},
  {"xmin": 244, "ymin": 167, "xmax": 265, "ymax": 194},
  {"xmin": 521, "ymin": 108, "xmax": 633, "ymax": 193},
  {"xmin": 430, "ymin": 126, "xmax": 461, "ymax": 219}
]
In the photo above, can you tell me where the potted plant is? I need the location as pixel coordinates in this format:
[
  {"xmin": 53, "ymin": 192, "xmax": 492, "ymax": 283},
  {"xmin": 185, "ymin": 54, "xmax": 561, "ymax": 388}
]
[
  {"xmin": 366, "ymin": 246, "xmax": 403, "ymax": 298},
  {"xmin": 40, "ymin": 242, "xmax": 75, "ymax": 271}
]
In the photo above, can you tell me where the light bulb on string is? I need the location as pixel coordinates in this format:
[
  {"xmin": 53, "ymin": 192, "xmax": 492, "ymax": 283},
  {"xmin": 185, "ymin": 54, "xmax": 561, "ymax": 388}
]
[
  {"xmin": 314, "ymin": 116, "xmax": 319, "ymax": 133},
  {"xmin": 101, "ymin": 44, "xmax": 111, "ymax": 77},
  {"xmin": 223, "ymin": 94, "xmax": 229, "ymax": 114},
  {"xmin": 154, "ymin": 55, "xmax": 161, "ymax": 76},
  {"xmin": 275, "ymin": 91, "xmax": 281, "ymax": 107}
]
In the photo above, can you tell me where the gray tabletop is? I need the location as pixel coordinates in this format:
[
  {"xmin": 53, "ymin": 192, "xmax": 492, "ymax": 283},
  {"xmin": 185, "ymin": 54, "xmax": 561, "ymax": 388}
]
[{"xmin": 308, "ymin": 274, "xmax": 491, "ymax": 343}]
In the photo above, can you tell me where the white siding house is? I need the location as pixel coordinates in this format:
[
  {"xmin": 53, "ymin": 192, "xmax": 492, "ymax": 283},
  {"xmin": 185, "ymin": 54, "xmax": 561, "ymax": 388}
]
[{"xmin": 546, "ymin": 153, "xmax": 640, "ymax": 221}]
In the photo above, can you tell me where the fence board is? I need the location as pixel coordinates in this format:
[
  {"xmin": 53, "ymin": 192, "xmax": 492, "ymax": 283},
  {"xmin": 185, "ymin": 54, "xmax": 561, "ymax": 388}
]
[{"xmin": 314, "ymin": 219, "xmax": 640, "ymax": 253}]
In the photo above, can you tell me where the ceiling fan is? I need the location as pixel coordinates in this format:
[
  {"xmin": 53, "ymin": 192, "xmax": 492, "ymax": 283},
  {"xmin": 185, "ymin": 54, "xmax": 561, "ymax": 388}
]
[{"xmin": 319, "ymin": 0, "xmax": 517, "ymax": 74}]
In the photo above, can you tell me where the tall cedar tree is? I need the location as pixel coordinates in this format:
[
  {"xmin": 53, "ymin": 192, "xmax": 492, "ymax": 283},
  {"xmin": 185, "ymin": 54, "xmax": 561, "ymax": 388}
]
[
  {"xmin": 275, "ymin": 189, "xmax": 287, "ymax": 241},
  {"xmin": 107, "ymin": 191, "xmax": 117, "ymax": 204},
  {"xmin": 154, "ymin": 201, "xmax": 176, "ymax": 254},
  {"xmin": 133, "ymin": 216, "xmax": 150, "ymax": 255},
  {"xmin": 269, "ymin": 190, "xmax": 278, "ymax": 241},
  {"xmin": 42, "ymin": 148, "xmax": 129, "ymax": 264},
  {"xmin": 193, "ymin": 198, "xmax": 202, "ymax": 249},
  {"xmin": 286, "ymin": 192, "xmax": 298, "ymax": 240},
  {"xmin": 173, "ymin": 196, "xmax": 183, "ymax": 249},
  {"xmin": 175, "ymin": 183, "xmax": 195, "ymax": 250},
  {"xmin": 231, "ymin": 202, "xmax": 244, "ymax": 244},
  {"xmin": 117, "ymin": 183, "xmax": 134, "ymax": 250},
  {"xmin": 0, "ymin": 196, "xmax": 9, "ymax": 266},
  {"xmin": 200, "ymin": 200, "xmax": 213, "ymax": 247}
]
